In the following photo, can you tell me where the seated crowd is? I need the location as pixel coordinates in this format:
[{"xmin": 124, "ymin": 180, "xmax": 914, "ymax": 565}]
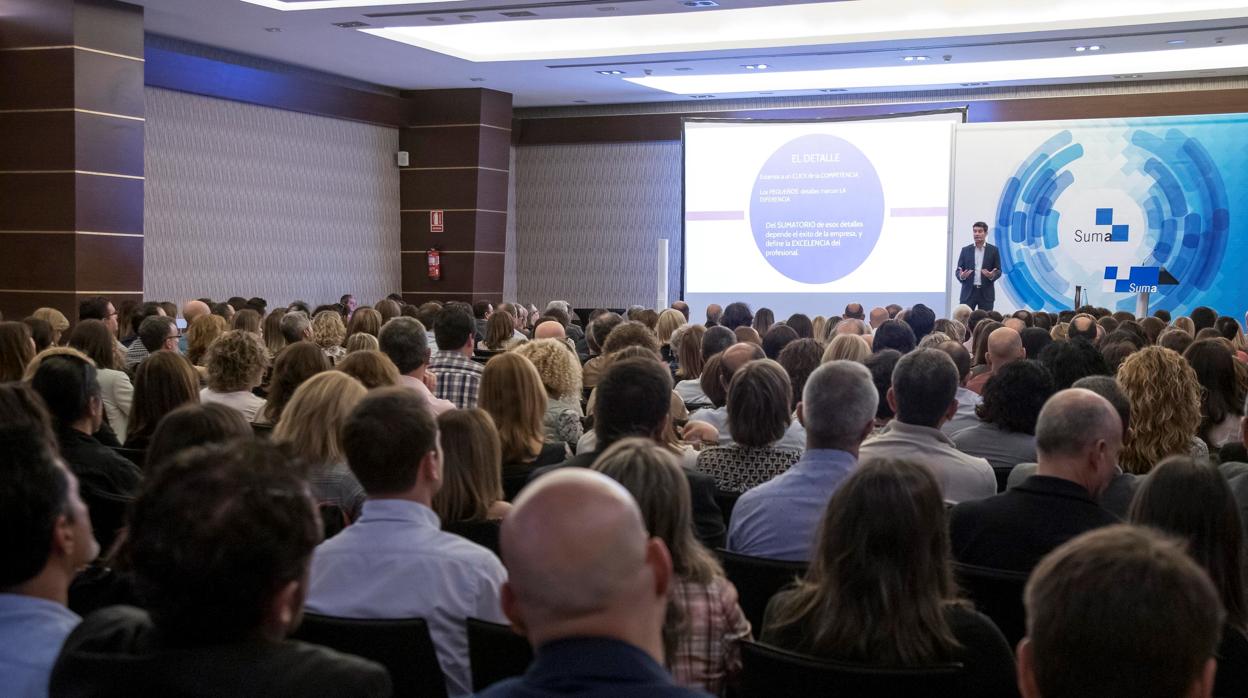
[{"xmin": 2, "ymin": 293, "xmax": 1248, "ymax": 697}]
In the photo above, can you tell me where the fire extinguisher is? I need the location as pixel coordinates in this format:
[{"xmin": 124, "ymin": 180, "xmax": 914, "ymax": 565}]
[{"xmin": 427, "ymin": 247, "xmax": 441, "ymax": 281}]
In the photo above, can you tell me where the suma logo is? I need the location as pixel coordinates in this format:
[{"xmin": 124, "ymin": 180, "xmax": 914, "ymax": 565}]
[
  {"xmin": 1104, "ymin": 266, "xmax": 1180, "ymax": 294},
  {"xmin": 1074, "ymin": 208, "xmax": 1129, "ymax": 243}
]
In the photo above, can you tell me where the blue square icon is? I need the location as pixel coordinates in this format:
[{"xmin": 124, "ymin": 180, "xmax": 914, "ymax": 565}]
[
  {"xmin": 1111, "ymin": 224, "xmax": 1129, "ymax": 242},
  {"xmin": 1115, "ymin": 280, "xmax": 1133, "ymax": 293},
  {"xmin": 1096, "ymin": 208, "xmax": 1114, "ymax": 226},
  {"xmin": 1104, "ymin": 266, "xmax": 1118, "ymax": 280}
]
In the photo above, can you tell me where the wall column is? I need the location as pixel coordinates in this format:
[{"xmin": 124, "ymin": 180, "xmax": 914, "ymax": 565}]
[
  {"xmin": 399, "ymin": 88, "xmax": 512, "ymax": 306},
  {"xmin": 0, "ymin": 0, "xmax": 145, "ymax": 322}
]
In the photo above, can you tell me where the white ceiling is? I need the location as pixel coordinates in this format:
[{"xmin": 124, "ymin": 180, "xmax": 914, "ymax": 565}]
[{"xmin": 131, "ymin": 0, "xmax": 1248, "ymax": 107}]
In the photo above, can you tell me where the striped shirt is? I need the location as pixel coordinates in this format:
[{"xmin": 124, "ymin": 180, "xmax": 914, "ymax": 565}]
[{"xmin": 430, "ymin": 350, "xmax": 484, "ymax": 410}]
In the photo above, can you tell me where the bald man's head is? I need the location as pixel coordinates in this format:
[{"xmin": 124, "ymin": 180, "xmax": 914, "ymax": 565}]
[
  {"xmin": 534, "ymin": 320, "xmax": 566, "ymax": 340},
  {"xmin": 1003, "ymin": 317, "xmax": 1026, "ymax": 333},
  {"xmin": 1034, "ymin": 388, "xmax": 1122, "ymax": 497},
  {"xmin": 869, "ymin": 307, "xmax": 889, "ymax": 329},
  {"xmin": 844, "ymin": 303, "xmax": 865, "ymax": 320},
  {"xmin": 183, "ymin": 300, "xmax": 210, "ymax": 324},
  {"xmin": 500, "ymin": 469, "xmax": 671, "ymax": 654},
  {"xmin": 987, "ymin": 327, "xmax": 1025, "ymax": 368},
  {"xmin": 1068, "ymin": 314, "xmax": 1098, "ymax": 342},
  {"xmin": 722, "ymin": 341, "xmax": 766, "ymax": 375}
]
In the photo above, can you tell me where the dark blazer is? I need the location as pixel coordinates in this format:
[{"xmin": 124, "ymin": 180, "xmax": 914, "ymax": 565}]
[
  {"xmin": 57, "ymin": 427, "xmax": 144, "ymax": 552},
  {"xmin": 477, "ymin": 637, "xmax": 710, "ymax": 697},
  {"xmin": 955, "ymin": 243, "xmax": 1002, "ymax": 305},
  {"xmin": 530, "ymin": 448, "xmax": 727, "ymax": 548},
  {"xmin": 949, "ymin": 475, "xmax": 1119, "ymax": 573}
]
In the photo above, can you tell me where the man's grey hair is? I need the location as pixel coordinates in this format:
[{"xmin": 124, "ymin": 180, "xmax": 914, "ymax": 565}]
[
  {"xmin": 891, "ymin": 349, "xmax": 959, "ymax": 428},
  {"xmin": 279, "ymin": 311, "xmax": 310, "ymax": 344},
  {"xmin": 378, "ymin": 316, "xmax": 429, "ymax": 375},
  {"xmin": 835, "ymin": 319, "xmax": 868, "ymax": 336},
  {"xmin": 1036, "ymin": 388, "xmax": 1121, "ymax": 459},
  {"xmin": 545, "ymin": 300, "xmax": 571, "ymax": 315},
  {"xmin": 802, "ymin": 360, "xmax": 878, "ymax": 450},
  {"xmin": 918, "ymin": 331, "xmax": 953, "ymax": 349}
]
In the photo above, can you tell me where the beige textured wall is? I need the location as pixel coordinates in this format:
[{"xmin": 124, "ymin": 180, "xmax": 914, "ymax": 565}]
[{"xmin": 143, "ymin": 88, "xmax": 401, "ymax": 308}]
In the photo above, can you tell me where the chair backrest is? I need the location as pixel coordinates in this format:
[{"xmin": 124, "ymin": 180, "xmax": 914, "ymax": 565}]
[
  {"xmin": 466, "ymin": 618, "xmax": 534, "ymax": 691},
  {"xmin": 715, "ymin": 549, "xmax": 807, "ymax": 632},
  {"xmin": 318, "ymin": 502, "xmax": 351, "ymax": 540},
  {"xmin": 291, "ymin": 613, "xmax": 447, "ymax": 698},
  {"xmin": 713, "ymin": 489, "xmax": 740, "ymax": 527},
  {"xmin": 443, "ymin": 519, "xmax": 502, "ymax": 555},
  {"xmin": 110, "ymin": 446, "xmax": 146, "ymax": 469},
  {"xmin": 952, "ymin": 562, "xmax": 1030, "ymax": 647},
  {"xmin": 251, "ymin": 422, "xmax": 274, "ymax": 439},
  {"xmin": 739, "ymin": 640, "xmax": 962, "ymax": 697}
]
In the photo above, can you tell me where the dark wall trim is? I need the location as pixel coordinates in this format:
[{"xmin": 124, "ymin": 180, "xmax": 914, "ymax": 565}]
[
  {"xmin": 144, "ymin": 46, "xmax": 405, "ymax": 127},
  {"xmin": 514, "ymin": 88, "xmax": 1248, "ymax": 145}
]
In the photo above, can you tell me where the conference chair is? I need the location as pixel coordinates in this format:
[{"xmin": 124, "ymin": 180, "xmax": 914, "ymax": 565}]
[
  {"xmin": 111, "ymin": 446, "xmax": 146, "ymax": 470},
  {"xmin": 291, "ymin": 614, "xmax": 447, "ymax": 698},
  {"xmin": 443, "ymin": 519, "xmax": 502, "ymax": 555},
  {"xmin": 738, "ymin": 640, "xmax": 962, "ymax": 697},
  {"xmin": 251, "ymin": 422, "xmax": 274, "ymax": 439},
  {"xmin": 952, "ymin": 562, "xmax": 1029, "ymax": 647},
  {"xmin": 467, "ymin": 618, "xmax": 534, "ymax": 692},
  {"xmin": 715, "ymin": 549, "xmax": 807, "ymax": 631},
  {"xmin": 714, "ymin": 489, "xmax": 740, "ymax": 527}
]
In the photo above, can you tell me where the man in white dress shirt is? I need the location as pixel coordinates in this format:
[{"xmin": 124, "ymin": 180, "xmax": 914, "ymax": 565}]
[{"xmin": 306, "ymin": 387, "xmax": 507, "ymax": 696}]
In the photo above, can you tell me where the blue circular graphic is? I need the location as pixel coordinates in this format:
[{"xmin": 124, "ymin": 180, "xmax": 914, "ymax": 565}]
[{"xmin": 749, "ymin": 134, "xmax": 885, "ymax": 284}]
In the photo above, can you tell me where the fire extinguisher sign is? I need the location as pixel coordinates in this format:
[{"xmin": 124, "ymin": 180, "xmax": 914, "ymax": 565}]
[{"xmin": 430, "ymin": 210, "xmax": 445, "ymax": 233}]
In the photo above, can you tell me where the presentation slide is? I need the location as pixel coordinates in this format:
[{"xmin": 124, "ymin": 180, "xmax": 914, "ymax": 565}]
[
  {"xmin": 954, "ymin": 113, "xmax": 1248, "ymax": 316},
  {"xmin": 682, "ymin": 113, "xmax": 960, "ymax": 322}
]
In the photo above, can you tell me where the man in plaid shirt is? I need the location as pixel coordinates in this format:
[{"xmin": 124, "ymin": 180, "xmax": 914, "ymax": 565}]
[{"xmin": 429, "ymin": 304, "xmax": 484, "ymax": 409}]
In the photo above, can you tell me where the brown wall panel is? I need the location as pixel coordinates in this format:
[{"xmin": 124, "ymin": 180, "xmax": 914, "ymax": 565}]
[
  {"xmin": 474, "ymin": 169, "xmax": 510, "ymax": 213},
  {"xmin": 0, "ymin": 292, "xmax": 77, "ymax": 326},
  {"xmin": 472, "ymin": 210, "xmax": 507, "ymax": 252},
  {"xmin": 472, "ymin": 252, "xmax": 505, "ymax": 288},
  {"xmin": 478, "ymin": 125, "xmax": 511, "ymax": 170},
  {"xmin": 480, "ymin": 89, "xmax": 513, "ymax": 129},
  {"xmin": 0, "ymin": 0, "xmax": 74, "ymax": 49},
  {"xmin": 0, "ymin": 50, "xmax": 74, "ymax": 110},
  {"xmin": 72, "ymin": 0, "xmax": 144, "ymax": 58},
  {"xmin": 400, "ymin": 169, "xmax": 487, "ymax": 211},
  {"xmin": 76, "ymin": 112, "xmax": 144, "ymax": 176},
  {"xmin": 401, "ymin": 210, "xmax": 480, "ymax": 250},
  {"xmin": 400, "ymin": 126, "xmax": 482, "ymax": 168},
  {"xmin": 75, "ymin": 173, "xmax": 142, "ymax": 233},
  {"xmin": 74, "ymin": 50, "xmax": 144, "ymax": 117},
  {"xmin": 402, "ymin": 291, "xmax": 476, "ymax": 304},
  {"xmin": 0, "ymin": 173, "xmax": 76, "ymax": 230},
  {"xmin": 75, "ymin": 233, "xmax": 142, "ymax": 291},
  {"xmin": 404, "ymin": 89, "xmax": 487, "ymax": 126},
  {"xmin": 402, "ymin": 251, "xmax": 483, "ymax": 294},
  {"xmin": 0, "ymin": 233, "xmax": 76, "ymax": 289},
  {"xmin": 0, "ymin": 112, "xmax": 74, "ymax": 170}
]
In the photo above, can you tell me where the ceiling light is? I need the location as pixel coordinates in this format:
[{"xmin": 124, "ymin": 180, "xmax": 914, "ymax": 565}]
[
  {"xmin": 1073, "ymin": 45, "xmax": 1102, "ymax": 52},
  {"xmin": 239, "ymin": 0, "xmax": 469, "ymax": 10},
  {"xmin": 1168, "ymin": 39, "xmax": 1187, "ymax": 45},
  {"xmin": 819, "ymin": 88, "xmax": 847, "ymax": 92},
  {"xmin": 683, "ymin": 0, "xmax": 719, "ymax": 6},
  {"xmin": 742, "ymin": 64, "xmax": 769, "ymax": 70},
  {"xmin": 457, "ymin": 14, "xmax": 477, "ymax": 20},
  {"xmin": 623, "ymin": 43, "xmax": 1248, "ymax": 95},
  {"xmin": 674, "ymin": 67, "xmax": 694, "ymax": 71},
  {"xmin": 263, "ymin": 27, "xmax": 282, "ymax": 32},
  {"xmin": 573, "ymin": 99, "xmax": 589, "ymax": 103},
  {"xmin": 903, "ymin": 55, "xmax": 930, "ymax": 61},
  {"xmin": 1113, "ymin": 73, "xmax": 1145, "ymax": 78},
  {"xmin": 961, "ymin": 82, "xmax": 989, "ymax": 86},
  {"xmin": 332, "ymin": 21, "xmax": 370, "ymax": 28},
  {"xmin": 469, "ymin": 77, "xmax": 485, "ymax": 81},
  {"xmin": 1088, "ymin": 45, "xmax": 1102, "ymax": 51},
  {"xmin": 1074, "ymin": 46, "xmax": 1087, "ymax": 52},
  {"xmin": 358, "ymin": 1, "xmax": 1248, "ymax": 62},
  {"xmin": 597, "ymin": 70, "xmax": 626, "ymax": 75},
  {"xmin": 689, "ymin": 94, "xmax": 716, "ymax": 98}
]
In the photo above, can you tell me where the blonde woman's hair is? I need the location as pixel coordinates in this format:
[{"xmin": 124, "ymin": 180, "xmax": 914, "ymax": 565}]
[
  {"xmin": 22, "ymin": 346, "xmax": 91, "ymax": 381},
  {"xmin": 812, "ymin": 315, "xmax": 828, "ymax": 343},
  {"xmin": 1117, "ymin": 346, "xmax": 1203, "ymax": 474},
  {"xmin": 655, "ymin": 309, "xmax": 686, "ymax": 346},
  {"xmin": 1174, "ymin": 317, "xmax": 1196, "ymax": 337},
  {"xmin": 335, "ymin": 350, "xmax": 400, "ymax": 389},
  {"xmin": 312, "ymin": 310, "xmax": 347, "ymax": 349},
  {"xmin": 1050, "ymin": 322, "xmax": 1069, "ymax": 341},
  {"xmin": 186, "ymin": 314, "xmax": 228, "ymax": 366},
  {"xmin": 480, "ymin": 352, "xmax": 548, "ymax": 464},
  {"xmin": 484, "ymin": 311, "xmax": 516, "ymax": 351},
  {"xmin": 345, "ymin": 332, "xmax": 380, "ymax": 353},
  {"xmin": 513, "ymin": 338, "xmax": 582, "ymax": 399},
  {"xmin": 205, "ymin": 329, "xmax": 268, "ymax": 392},
  {"xmin": 822, "ymin": 333, "xmax": 870, "ymax": 364},
  {"xmin": 31, "ymin": 307, "xmax": 70, "ymax": 334},
  {"xmin": 432, "ymin": 408, "xmax": 504, "ymax": 523},
  {"xmin": 273, "ymin": 371, "xmax": 367, "ymax": 464}
]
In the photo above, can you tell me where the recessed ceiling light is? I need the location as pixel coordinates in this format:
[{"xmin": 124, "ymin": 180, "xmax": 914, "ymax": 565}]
[
  {"xmin": 819, "ymin": 88, "xmax": 847, "ymax": 92},
  {"xmin": 1113, "ymin": 73, "xmax": 1145, "ymax": 78},
  {"xmin": 903, "ymin": 56, "xmax": 930, "ymax": 62},
  {"xmin": 596, "ymin": 6, "xmax": 616, "ymax": 11},
  {"xmin": 499, "ymin": 10, "xmax": 536, "ymax": 17},
  {"xmin": 359, "ymin": 2, "xmax": 1248, "ymax": 62},
  {"xmin": 469, "ymin": 77, "xmax": 485, "ymax": 81},
  {"xmin": 1089, "ymin": 45, "xmax": 1102, "ymax": 51},
  {"xmin": 457, "ymin": 14, "xmax": 476, "ymax": 20},
  {"xmin": 1168, "ymin": 39, "xmax": 1187, "ymax": 45},
  {"xmin": 1074, "ymin": 45, "xmax": 1102, "ymax": 52},
  {"xmin": 742, "ymin": 64, "xmax": 769, "ymax": 70},
  {"xmin": 596, "ymin": 70, "xmax": 626, "ymax": 75},
  {"xmin": 624, "ymin": 43, "xmax": 1248, "ymax": 95},
  {"xmin": 263, "ymin": 27, "xmax": 282, "ymax": 32},
  {"xmin": 689, "ymin": 94, "xmax": 716, "ymax": 98},
  {"xmin": 427, "ymin": 16, "xmax": 444, "ymax": 21},
  {"xmin": 332, "ymin": 21, "xmax": 370, "ymax": 28},
  {"xmin": 961, "ymin": 82, "xmax": 989, "ymax": 86},
  {"xmin": 573, "ymin": 99, "xmax": 589, "ymax": 103},
  {"xmin": 683, "ymin": 0, "xmax": 719, "ymax": 6},
  {"xmin": 674, "ymin": 67, "xmax": 694, "ymax": 71}
]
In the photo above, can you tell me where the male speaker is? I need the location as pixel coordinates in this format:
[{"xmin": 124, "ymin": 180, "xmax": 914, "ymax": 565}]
[{"xmin": 955, "ymin": 221, "xmax": 1001, "ymax": 311}]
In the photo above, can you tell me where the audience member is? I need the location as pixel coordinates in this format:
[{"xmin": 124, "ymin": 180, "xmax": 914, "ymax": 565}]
[
  {"xmin": 335, "ymin": 349, "xmax": 399, "ymax": 389},
  {"xmin": 1129, "ymin": 455, "xmax": 1248, "ymax": 697},
  {"xmin": 1017, "ymin": 525, "xmax": 1220, "ymax": 698},
  {"xmin": 752, "ymin": 307, "xmax": 775, "ymax": 336},
  {"xmin": 1066, "ymin": 313, "xmax": 1098, "ymax": 343},
  {"xmin": 1117, "ymin": 346, "xmax": 1205, "ymax": 473},
  {"xmin": 201, "ymin": 329, "xmax": 268, "ymax": 422},
  {"xmin": 949, "ymin": 389, "xmax": 1121, "ymax": 573},
  {"xmin": 859, "ymin": 349, "xmax": 996, "ymax": 503},
  {"xmin": 308, "ymin": 388, "xmax": 506, "ymax": 696},
  {"xmin": 1019, "ymin": 327, "xmax": 1052, "ymax": 361},
  {"xmin": 185, "ymin": 313, "xmax": 227, "ymax": 366},
  {"xmin": 696, "ymin": 359, "xmax": 801, "ymax": 493},
  {"xmin": 312, "ymin": 310, "xmax": 347, "ymax": 365},
  {"xmin": 934, "ymin": 340, "xmax": 981, "ymax": 436},
  {"xmin": 24, "ymin": 316, "xmax": 55, "ymax": 353},
  {"xmin": 673, "ymin": 324, "xmax": 710, "ymax": 406},
  {"xmin": 777, "ymin": 338, "xmax": 824, "ymax": 415},
  {"xmin": 68, "ymin": 319, "xmax": 133, "ymax": 442},
  {"xmin": 145, "ymin": 402, "xmax": 251, "ymax": 474},
  {"xmin": 821, "ymin": 333, "xmax": 869, "ymax": 363},
  {"xmin": 1036, "ymin": 337, "xmax": 1108, "ymax": 390},
  {"xmin": 582, "ymin": 312, "xmax": 624, "ymax": 387},
  {"xmin": 784, "ymin": 313, "xmax": 814, "ymax": 339},
  {"xmin": 78, "ymin": 296, "xmax": 122, "ymax": 350},
  {"xmin": 482, "ymin": 352, "xmax": 570, "ymax": 491},
  {"xmin": 872, "ymin": 319, "xmax": 916, "ymax": 354},
  {"xmin": 121, "ymin": 302, "xmax": 166, "ymax": 369},
  {"xmin": 27, "ymin": 307, "xmax": 68, "ymax": 347},
  {"xmin": 761, "ymin": 324, "xmax": 798, "ymax": 361},
  {"xmin": 513, "ymin": 339, "xmax": 584, "ymax": 448},
  {"xmin": 1185, "ymin": 339, "xmax": 1244, "ymax": 449},
  {"xmin": 688, "ymin": 342, "xmax": 765, "ymax": 441},
  {"xmin": 594, "ymin": 439, "xmax": 751, "ymax": 694},
  {"xmin": 274, "ymin": 372, "xmax": 368, "ymax": 522},
  {"xmin": 262, "ymin": 308, "xmax": 288, "ymax": 357},
  {"xmin": 965, "ymin": 327, "xmax": 1024, "ymax": 394},
  {"xmin": 721, "ymin": 302, "xmax": 754, "ymax": 330},
  {"xmin": 868, "ymin": 306, "xmax": 889, "ymax": 329},
  {"xmin": 480, "ymin": 469, "xmax": 704, "ymax": 698},
  {"xmin": 279, "ymin": 310, "xmax": 313, "ymax": 346},
  {"xmin": 728, "ymin": 361, "xmax": 876, "ymax": 561},
  {"xmin": 903, "ymin": 303, "xmax": 936, "ymax": 340},
  {"xmin": 862, "ymin": 349, "xmax": 901, "ymax": 432},
  {"xmin": 432, "ymin": 408, "xmax": 511, "ymax": 524},
  {"xmin": 123, "ymin": 352, "xmax": 200, "ymax": 450},
  {"xmin": 345, "ymin": 307, "xmax": 382, "ymax": 340},
  {"xmin": 31, "ymin": 354, "xmax": 142, "ymax": 552},
  {"xmin": 258, "ymin": 341, "xmax": 329, "ymax": 425},
  {"xmin": 1191, "ymin": 305, "xmax": 1219, "ymax": 333},
  {"xmin": 953, "ymin": 360, "xmax": 1054, "ymax": 478},
  {"xmin": 0, "ymin": 320, "xmax": 36, "ymax": 382},
  {"xmin": 379, "ymin": 316, "xmax": 454, "ymax": 416},
  {"xmin": 968, "ymin": 319, "xmax": 1003, "ymax": 372},
  {"xmin": 429, "ymin": 305, "xmax": 484, "ymax": 409},
  {"xmin": 52, "ymin": 441, "xmax": 390, "ymax": 695},
  {"xmin": 0, "ymin": 389, "xmax": 98, "ymax": 697},
  {"xmin": 232, "ymin": 308, "xmax": 262, "ymax": 335},
  {"xmin": 344, "ymin": 331, "xmax": 379, "ymax": 353},
  {"xmin": 762, "ymin": 459, "xmax": 1016, "ymax": 697}
]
